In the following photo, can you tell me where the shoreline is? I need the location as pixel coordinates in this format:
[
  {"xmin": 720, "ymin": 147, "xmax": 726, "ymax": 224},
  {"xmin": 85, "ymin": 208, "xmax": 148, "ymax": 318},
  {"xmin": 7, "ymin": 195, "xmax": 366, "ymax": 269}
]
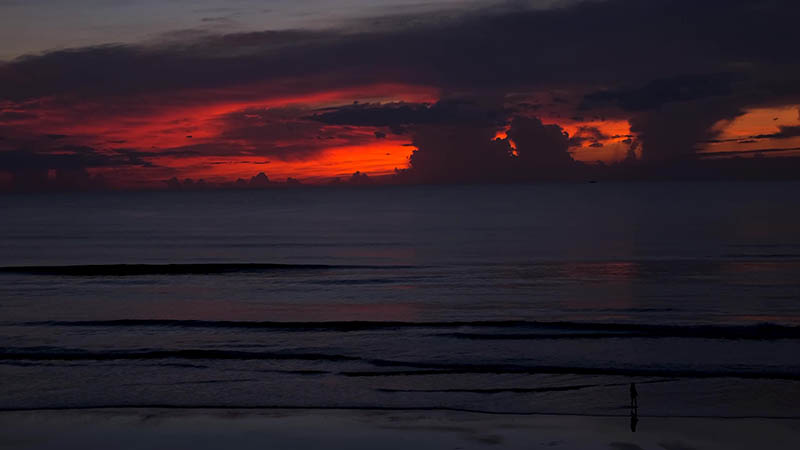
[
  {"xmin": 1, "ymin": 404, "xmax": 799, "ymax": 420},
  {"xmin": 1, "ymin": 407, "xmax": 798, "ymax": 449}
]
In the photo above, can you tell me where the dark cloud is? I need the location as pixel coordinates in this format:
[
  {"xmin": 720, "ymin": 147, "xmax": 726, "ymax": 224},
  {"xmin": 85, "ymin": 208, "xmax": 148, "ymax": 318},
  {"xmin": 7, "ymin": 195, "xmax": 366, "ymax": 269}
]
[
  {"xmin": 309, "ymin": 100, "xmax": 507, "ymax": 128},
  {"xmin": 2, "ymin": 1, "xmax": 797, "ymax": 103},
  {"xmin": 403, "ymin": 124, "xmax": 512, "ymax": 183},
  {"xmin": 165, "ymin": 177, "xmax": 217, "ymax": 190},
  {"xmin": 0, "ymin": 146, "xmax": 150, "ymax": 171},
  {"xmin": 581, "ymin": 73, "xmax": 740, "ymax": 112},
  {"xmin": 163, "ymin": 171, "xmax": 313, "ymax": 191},
  {"xmin": 628, "ymin": 98, "xmax": 747, "ymax": 162},
  {"xmin": 398, "ymin": 115, "xmax": 582, "ymax": 183},
  {"xmin": 0, "ymin": 145, "xmax": 152, "ymax": 191},
  {"xmin": 249, "ymin": 172, "xmax": 270, "ymax": 187},
  {"xmin": 752, "ymin": 125, "xmax": 800, "ymax": 140},
  {"xmin": 0, "ymin": 148, "xmax": 124, "ymax": 191},
  {"xmin": 508, "ymin": 116, "xmax": 575, "ymax": 171},
  {"xmin": 348, "ymin": 171, "xmax": 372, "ymax": 185}
]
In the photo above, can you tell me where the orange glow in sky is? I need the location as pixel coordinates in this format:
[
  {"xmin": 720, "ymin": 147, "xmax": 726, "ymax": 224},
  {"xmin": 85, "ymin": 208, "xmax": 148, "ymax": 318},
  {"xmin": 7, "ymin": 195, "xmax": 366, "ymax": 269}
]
[
  {"xmin": 561, "ymin": 119, "xmax": 633, "ymax": 163},
  {"xmin": 495, "ymin": 119, "xmax": 633, "ymax": 163},
  {"xmin": 15, "ymin": 83, "xmax": 439, "ymax": 187},
  {"xmin": 701, "ymin": 106, "xmax": 800, "ymax": 158},
  {"xmin": 150, "ymin": 140, "xmax": 413, "ymax": 183},
  {"xmin": 8, "ymin": 78, "xmax": 799, "ymax": 189}
]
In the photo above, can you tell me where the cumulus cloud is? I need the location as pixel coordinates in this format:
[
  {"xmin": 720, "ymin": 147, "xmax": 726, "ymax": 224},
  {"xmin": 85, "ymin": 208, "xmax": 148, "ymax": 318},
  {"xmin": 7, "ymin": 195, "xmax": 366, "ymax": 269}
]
[
  {"xmin": 393, "ymin": 114, "xmax": 583, "ymax": 183},
  {"xmin": 628, "ymin": 99, "xmax": 747, "ymax": 162},
  {"xmin": 404, "ymin": 124, "xmax": 512, "ymax": 183},
  {"xmin": 508, "ymin": 116, "xmax": 574, "ymax": 170}
]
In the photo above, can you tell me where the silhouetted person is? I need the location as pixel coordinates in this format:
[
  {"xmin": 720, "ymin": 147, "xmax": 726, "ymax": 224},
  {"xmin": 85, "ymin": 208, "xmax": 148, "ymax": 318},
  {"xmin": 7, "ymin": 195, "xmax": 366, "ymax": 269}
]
[{"xmin": 629, "ymin": 382, "xmax": 639, "ymax": 433}]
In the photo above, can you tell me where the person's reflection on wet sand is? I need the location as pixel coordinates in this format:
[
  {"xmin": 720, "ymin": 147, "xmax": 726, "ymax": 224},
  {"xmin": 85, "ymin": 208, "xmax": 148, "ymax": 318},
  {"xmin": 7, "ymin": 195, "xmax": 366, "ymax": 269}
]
[{"xmin": 629, "ymin": 383, "xmax": 639, "ymax": 433}]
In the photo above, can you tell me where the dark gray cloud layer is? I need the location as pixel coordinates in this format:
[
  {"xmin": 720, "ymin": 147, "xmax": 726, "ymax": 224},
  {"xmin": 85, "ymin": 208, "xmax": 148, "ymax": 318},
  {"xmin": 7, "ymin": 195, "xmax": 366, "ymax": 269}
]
[{"xmin": 2, "ymin": 0, "xmax": 798, "ymax": 102}]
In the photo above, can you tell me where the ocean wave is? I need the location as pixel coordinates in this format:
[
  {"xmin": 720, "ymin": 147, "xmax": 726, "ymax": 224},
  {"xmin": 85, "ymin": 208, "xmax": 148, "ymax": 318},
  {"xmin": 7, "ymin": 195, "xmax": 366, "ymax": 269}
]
[
  {"xmin": 0, "ymin": 263, "xmax": 412, "ymax": 276},
  {"xmin": 24, "ymin": 319, "xmax": 800, "ymax": 339},
  {"xmin": 2, "ymin": 347, "xmax": 798, "ymax": 380},
  {"xmin": 343, "ymin": 362, "xmax": 800, "ymax": 380},
  {"xmin": 376, "ymin": 384, "xmax": 599, "ymax": 394},
  {"xmin": 26, "ymin": 319, "xmax": 540, "ymax": 331},
  {"xmin": 0, "ymin": 348, "xmax": 360, "ymax": 362},
  {"xmin": 723, "ymin": 253, "xmax": 800, "ymax": 259},
  {"xmin": 374, "ymin": 379, "xmax": 675, "ymax": 394}
]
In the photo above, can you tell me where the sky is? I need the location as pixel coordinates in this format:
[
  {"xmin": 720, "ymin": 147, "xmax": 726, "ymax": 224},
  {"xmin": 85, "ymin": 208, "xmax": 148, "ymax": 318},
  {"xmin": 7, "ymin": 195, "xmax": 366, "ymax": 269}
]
[{"xmin": 1, "ymin": 0, "xmax": 800, "ymax": 190}]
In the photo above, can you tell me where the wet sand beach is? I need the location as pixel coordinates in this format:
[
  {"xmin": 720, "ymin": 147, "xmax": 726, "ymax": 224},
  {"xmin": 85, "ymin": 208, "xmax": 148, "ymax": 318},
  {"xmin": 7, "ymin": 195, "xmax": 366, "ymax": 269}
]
[{"xmin": 1, "ymin": 408, "xmax": 799, "ymax": 450}]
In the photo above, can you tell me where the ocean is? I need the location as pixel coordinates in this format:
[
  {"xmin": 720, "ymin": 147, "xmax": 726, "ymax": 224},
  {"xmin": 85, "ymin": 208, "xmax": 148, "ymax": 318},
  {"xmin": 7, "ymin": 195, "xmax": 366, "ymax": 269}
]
[{"xmin": 1, "ymin": 182, "xmax": 799, "ymax": 418}]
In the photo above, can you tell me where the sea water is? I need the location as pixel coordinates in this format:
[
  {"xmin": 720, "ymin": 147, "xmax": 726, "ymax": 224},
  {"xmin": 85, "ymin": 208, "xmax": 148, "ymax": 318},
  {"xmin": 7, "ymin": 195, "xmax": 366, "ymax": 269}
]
[{"xmin": 1, "ymin": 182, "xmax": 799, "ymax": 417}]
